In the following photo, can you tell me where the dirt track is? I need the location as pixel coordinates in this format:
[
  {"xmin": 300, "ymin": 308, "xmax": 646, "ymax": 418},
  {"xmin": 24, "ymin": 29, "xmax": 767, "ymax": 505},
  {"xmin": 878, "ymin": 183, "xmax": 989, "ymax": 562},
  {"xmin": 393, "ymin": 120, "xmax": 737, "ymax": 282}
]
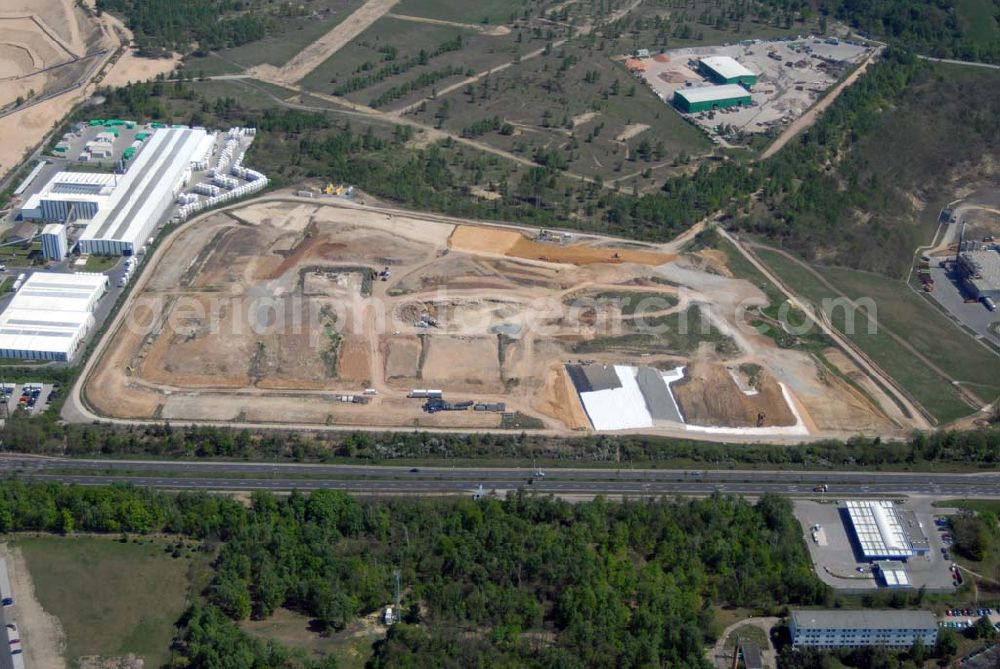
[
  {"xmin": 0, "ymin": 543, "xmax": 67, "ymax": 669},
  {"xmin": 251, "ymin": 0, "xmax": 399, "ymax": 85}
]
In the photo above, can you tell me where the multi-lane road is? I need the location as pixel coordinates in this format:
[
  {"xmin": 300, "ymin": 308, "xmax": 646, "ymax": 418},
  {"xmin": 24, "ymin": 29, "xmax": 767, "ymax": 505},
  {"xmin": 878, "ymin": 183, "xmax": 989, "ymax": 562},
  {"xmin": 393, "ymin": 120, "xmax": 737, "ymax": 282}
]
[{"xmin": 3, "ymin": 456, "xmax": 1000, "ymax": 498}]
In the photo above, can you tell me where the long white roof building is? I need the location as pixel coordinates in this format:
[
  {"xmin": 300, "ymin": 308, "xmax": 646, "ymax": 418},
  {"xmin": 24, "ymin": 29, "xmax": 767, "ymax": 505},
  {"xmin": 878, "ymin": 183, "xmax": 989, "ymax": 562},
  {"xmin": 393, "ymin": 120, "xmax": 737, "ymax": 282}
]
[
  {"xmin": 0, "ymin": 272, "xmax": 108, "ymax": 362},
  {"xmin": 77, "ymin": 127, "xmax": 209, "ymax": 255}
]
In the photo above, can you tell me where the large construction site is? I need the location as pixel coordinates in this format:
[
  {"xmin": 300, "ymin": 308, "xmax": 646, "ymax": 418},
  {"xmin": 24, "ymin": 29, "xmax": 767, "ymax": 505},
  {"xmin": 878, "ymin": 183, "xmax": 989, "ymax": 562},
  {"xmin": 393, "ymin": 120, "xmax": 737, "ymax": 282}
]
[{"xmin": 82, "ymin": 196, "xmax": 899, "ymax": 435}]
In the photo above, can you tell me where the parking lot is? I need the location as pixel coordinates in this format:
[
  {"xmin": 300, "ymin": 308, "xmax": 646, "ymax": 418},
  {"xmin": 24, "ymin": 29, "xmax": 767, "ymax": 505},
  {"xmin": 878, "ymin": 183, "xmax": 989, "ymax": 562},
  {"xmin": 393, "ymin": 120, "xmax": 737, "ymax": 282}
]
[
  {"xmin": 924, "ymin": 264, "xmax": 1000, "ymax": 346},
  {"xmin": 0, "ymin": 382, "xmax": 61, "ymax": 416},
  {"xmin": 636, "ymin": 36, "xmax": 872, "ymax": 138},
  {"xmin": 794, "ymin": 499, "xmax": 958, "ymax": 592}
]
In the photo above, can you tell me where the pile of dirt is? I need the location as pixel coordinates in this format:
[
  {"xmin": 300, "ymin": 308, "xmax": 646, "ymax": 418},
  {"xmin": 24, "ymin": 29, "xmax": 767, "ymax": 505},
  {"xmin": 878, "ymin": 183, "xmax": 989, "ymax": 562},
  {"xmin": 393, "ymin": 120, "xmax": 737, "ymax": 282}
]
[{"xmin": 673, "ymin": 360, "xmax": 796, "ymax": 427}]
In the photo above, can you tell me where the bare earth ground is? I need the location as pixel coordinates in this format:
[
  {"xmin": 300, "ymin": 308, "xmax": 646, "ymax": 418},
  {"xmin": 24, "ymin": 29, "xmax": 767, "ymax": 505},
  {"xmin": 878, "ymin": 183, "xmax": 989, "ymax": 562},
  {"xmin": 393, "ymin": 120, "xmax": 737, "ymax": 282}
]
[
  {"xmin": 100, "ymin": 48, "xmax": 180, "ymax": 89},
  {"xmin": 0, "ymin": 0, "xmax": 126, "ymax": 181},
  {"xmin": 0, "ymin": 543, "xmax": 67, "ymax": 669},
  {"xmin": 251, "ymin": 0, "xmax": 400, "ymax": 85},
  {"xmin": 83, "ymin": 195, "xmax": 897, "ymax": 436}
]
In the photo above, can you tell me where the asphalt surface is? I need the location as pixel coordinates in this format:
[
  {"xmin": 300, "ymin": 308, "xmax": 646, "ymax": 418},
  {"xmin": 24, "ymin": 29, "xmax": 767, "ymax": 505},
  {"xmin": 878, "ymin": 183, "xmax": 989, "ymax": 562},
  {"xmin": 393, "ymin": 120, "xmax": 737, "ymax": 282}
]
[
  {"xmin": 0, "ymin": 607, "xmax": 10, "ymax": 669},
  {"xmin": 4, "ymin": 456, "xmax": 1000, "ymax": 498}
]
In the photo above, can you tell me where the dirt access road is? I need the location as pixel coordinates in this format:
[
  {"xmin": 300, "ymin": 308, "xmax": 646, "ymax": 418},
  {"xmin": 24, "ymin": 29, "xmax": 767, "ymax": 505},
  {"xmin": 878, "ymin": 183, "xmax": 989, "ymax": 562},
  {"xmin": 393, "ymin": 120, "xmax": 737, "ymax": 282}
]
[
  {"xmin": 250, "ymin": 0, "xmax": 399, "ymax": 85},
  {"xmin": 719, "ymin": 228, "xmax": 931, "ymax": 429},
  {"xmin": 0, "ymin": 543, "xmax": 67, "ymax": 669},
  {"xmin": 760, "ymin": 46, "xmax": 883, "ymax": 160}
]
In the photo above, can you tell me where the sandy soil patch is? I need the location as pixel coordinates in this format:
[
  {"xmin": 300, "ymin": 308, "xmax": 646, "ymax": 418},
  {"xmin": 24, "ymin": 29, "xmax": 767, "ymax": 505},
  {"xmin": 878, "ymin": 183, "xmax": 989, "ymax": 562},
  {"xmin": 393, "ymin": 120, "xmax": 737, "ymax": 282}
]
[
  {"xmin": 100, "ymin": 48, "xmax": 179, "ymax": 88},
  {"xmin": 0, "ymin": 543, "xmax": 67, "ymax": 669},
  {"xmin": 0, "ymin": 0, "xmax": 124, "ymax": 182},
  {"xmin": 572, "ymin": 111, "xmax": 600, "ymax": 127},
  {"xmin": 336, "ymin": 336, "xmax": 372, "ymax": 382},
  {"xmin": 615, "ymin": 123, "xmax": 649, "ymax": 142},
  {"xmin": 421, "ymin": 335, "xmax": 502, "ymax": 391},
  {"xmin": 384, "ymin": 336, "xmax": 421, "ymax": 379},
  {"xmin": 450, "ymin": 225, "xmax": 675, "ymax": 265},
  {"xmin": 385, "ymin": 12, "xmax": 510, "ymax": 35},
  {"xmin": 252, "ymin": 0, "xmax": 400, "ymax": 84},
  {"xmin": 673, "ymin": 359, "xmax": 796, "ymax": 427},
  {"xmin": 535, "ymin": 364, "xmax": 590, "ymax": 430}
]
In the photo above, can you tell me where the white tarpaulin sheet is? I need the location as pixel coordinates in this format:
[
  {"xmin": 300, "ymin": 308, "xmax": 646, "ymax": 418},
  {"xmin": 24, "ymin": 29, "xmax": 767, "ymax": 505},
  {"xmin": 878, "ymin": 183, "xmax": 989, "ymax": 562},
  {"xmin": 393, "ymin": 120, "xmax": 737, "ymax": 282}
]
[{"xmin": 580, "ymin": 365, "xmax": 653, "ymax": 431}]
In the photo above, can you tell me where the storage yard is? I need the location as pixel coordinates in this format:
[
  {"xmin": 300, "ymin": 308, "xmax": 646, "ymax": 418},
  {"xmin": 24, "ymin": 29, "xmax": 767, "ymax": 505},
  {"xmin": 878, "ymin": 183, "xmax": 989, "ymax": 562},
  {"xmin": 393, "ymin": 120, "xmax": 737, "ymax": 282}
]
[
  {"xmin": 11, "ymin": 121, "xmax": 268, "ymax": 257},
  {"xmin": 633, "ymin": 37, "xmax": 872, "ymax": 139},
  {"xmin": 83, "ymin": 196, "xmax": 897, "ymax": 435}
]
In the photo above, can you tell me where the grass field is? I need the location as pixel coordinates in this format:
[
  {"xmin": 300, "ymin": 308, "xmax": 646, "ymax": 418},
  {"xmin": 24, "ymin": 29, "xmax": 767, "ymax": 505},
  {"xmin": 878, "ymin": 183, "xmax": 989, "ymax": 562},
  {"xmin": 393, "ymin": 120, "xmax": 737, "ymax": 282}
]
[
  {"xmin": 956, "ymin": 0, "xmax": 1000, "ymax": 53},
  {"xmin": 298, "ymin": 16, "xmax": 519, "ymax": 107},
  {"xmin": 754, "ymin": 247, "xmax": 1000, "ymax": 423},
  {"xmin": 18, "ymin": 536, "xmax": 203, "ymax": 667},
  {"xmin": 242, "ymin": 607, "xmax": 381, "ymax": 669}
]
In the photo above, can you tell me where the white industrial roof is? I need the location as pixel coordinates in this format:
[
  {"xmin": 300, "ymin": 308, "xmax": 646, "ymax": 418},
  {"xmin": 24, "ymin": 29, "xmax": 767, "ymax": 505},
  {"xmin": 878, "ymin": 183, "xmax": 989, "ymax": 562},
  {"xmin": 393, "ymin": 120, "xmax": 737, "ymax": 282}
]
[
  {"xmin": 877, "ymin": 562, "xmax": 911, "ymax": 587},
  {"xmin": 41, "ymin": 223, "xmax": 64, "ymax": 236},
  {"xmin": 700, "ymin": 56, "xmax": 756, "ymax": 79},
  {"xmin": 7, "ymin": 272, "xmax": 106, "ymax": 312},
  {"xmin": 676, "ymin": 84, "xmax": 752, "ymax": 104},
  {"xmin": 0, "ymin": 272, "xmax": 106, "ymax": 357},
  {"xmin": 24, "ymin": 171, "xmax": 118, "ymax": 207},
  {"xmin": 78, "ymin": 127, "xmax": 208, "ymax": 248},
  {"xmin": 845, "ymin": 500, "xmax": 913, "ymax": 558}
]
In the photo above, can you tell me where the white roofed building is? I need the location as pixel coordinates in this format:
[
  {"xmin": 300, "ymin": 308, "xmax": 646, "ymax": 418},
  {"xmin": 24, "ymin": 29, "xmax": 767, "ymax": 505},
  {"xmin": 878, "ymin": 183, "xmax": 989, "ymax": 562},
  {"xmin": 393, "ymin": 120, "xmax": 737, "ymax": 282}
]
[
  {"xmin": 0, "ymin": 272, "xmax": 108, "ymax": 361},
  {"xmin": 843, "ymin": 500, "xmax": 930, "ymax": 560},
  {"xmin": 77, "ymin": 127, "xmax": 209, "ymax": 255}
]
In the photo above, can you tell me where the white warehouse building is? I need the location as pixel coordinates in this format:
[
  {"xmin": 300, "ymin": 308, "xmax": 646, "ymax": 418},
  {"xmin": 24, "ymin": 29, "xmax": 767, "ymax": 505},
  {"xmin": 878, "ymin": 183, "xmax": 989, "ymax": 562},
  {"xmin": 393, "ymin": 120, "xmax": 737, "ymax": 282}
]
[
  {"xmin": 842, "ymin": 500, "xmax": 930, "ymax": 561},
  {"xmin": 19, "ymin": 172, "xmax": 119, "ymax": 222},
  {"xmin": 41, "ymin": 224, "xmax": 68, "ymax": 261},
  {"xmin": 0, "ymin": 272, "xmax": 108, "ymax": 362},
  {"xmin": 77, "ymin": 126, "xmax": 209, "ymax": 255}
]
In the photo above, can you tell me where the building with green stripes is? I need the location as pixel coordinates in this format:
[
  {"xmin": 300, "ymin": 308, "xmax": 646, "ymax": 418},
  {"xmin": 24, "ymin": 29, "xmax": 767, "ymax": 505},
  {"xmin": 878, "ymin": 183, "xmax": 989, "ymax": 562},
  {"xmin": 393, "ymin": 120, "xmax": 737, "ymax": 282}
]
[
  {"xmin": 673, "ymin": 84, "xmax": 751, "ymax": 113},
  {"xmin": 698, "ymin": 56, "xmax": 758, "ymax": 87}
]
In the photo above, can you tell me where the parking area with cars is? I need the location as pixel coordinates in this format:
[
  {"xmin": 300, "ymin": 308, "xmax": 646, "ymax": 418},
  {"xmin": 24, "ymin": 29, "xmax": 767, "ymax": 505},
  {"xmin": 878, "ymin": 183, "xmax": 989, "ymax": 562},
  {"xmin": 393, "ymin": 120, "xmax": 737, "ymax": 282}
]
[{"xmin": 0, "ymin": 382, "xmax": 60, "ymax": 416}]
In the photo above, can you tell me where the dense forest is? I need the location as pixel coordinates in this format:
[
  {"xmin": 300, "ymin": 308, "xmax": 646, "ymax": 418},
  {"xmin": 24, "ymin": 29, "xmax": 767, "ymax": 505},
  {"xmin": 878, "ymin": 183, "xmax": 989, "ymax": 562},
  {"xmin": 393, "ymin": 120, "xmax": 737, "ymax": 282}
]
[
  {"xmin": 0, "ymin": 480, "xmax": 824, "ymax": 667},
  {"xmin": 96, "ymin": 0, "xmax": 269, "ymax": 52}
]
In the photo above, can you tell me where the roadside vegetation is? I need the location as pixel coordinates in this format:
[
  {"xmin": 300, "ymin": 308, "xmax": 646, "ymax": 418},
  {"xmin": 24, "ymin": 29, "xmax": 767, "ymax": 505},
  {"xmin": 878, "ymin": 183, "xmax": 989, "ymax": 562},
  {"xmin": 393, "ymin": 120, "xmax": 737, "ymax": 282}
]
[{"xmin": 0, "ymin": 480, "xmax": 824, "ymax": 666}]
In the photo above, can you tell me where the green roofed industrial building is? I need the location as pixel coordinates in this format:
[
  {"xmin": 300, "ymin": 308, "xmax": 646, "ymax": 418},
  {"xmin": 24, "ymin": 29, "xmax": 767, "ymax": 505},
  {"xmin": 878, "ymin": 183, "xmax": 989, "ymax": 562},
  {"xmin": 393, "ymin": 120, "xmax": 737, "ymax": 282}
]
[
  {"xmin": 698, "ymin": 56, "xmax": 758, "ymax": 87},
  {"xmin": 673, "ymin": 84, "xmax": 752, "ymax": 113}
]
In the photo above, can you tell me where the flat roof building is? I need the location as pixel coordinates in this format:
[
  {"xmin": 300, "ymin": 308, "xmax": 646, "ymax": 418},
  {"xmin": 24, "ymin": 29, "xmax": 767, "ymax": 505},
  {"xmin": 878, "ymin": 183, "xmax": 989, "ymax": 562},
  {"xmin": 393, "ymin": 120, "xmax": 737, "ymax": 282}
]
[
  {"xmin": 0, "ymin": 272, "xmax": 108, "ymax": 362},
  {"xmin": 77, "ymin": 126, "xmax": 208, "ymax": 256},
  {"xmin": 20, "ymin": 171, "xmax": 118, "ymax": 222},
  {"xmin": 843, "ymin": 500, "xmax": 930, "ymax": 561},
  {"xmin": 957, "ymin": 249, "xmax": 1000, "ymax": 301},
  {"xmin": 41, "ymin": 224, "xmax": 68, "ymax": 261},
  {"xmin": 673, "ymin": 84, "xmax": 752, "ymax": 113},
  {"xmin": 698, "ymin": 56, "xmax": 758, "ymax": 87},
  {"xmin": 874, "ymin": 560, "xmax": 911, "ymax": 588},
  {"xmin": 790, "ymin": 610, "xmax": 937, "ymax": 649}
]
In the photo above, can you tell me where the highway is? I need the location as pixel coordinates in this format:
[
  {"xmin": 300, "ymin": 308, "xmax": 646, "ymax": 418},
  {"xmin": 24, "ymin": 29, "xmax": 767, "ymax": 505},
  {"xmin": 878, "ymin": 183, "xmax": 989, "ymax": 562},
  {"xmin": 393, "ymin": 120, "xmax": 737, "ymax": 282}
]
[{"xmin": 3, "ymin": 456, "xmax": 1000, "ymax": 498}]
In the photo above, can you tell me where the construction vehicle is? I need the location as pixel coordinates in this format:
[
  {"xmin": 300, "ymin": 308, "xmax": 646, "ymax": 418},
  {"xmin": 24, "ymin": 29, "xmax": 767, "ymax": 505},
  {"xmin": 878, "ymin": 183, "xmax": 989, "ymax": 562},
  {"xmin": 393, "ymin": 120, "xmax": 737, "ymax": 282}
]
[{"xmin": 323, "ymin": 183, "xmax": 336, "ymax": 195}]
